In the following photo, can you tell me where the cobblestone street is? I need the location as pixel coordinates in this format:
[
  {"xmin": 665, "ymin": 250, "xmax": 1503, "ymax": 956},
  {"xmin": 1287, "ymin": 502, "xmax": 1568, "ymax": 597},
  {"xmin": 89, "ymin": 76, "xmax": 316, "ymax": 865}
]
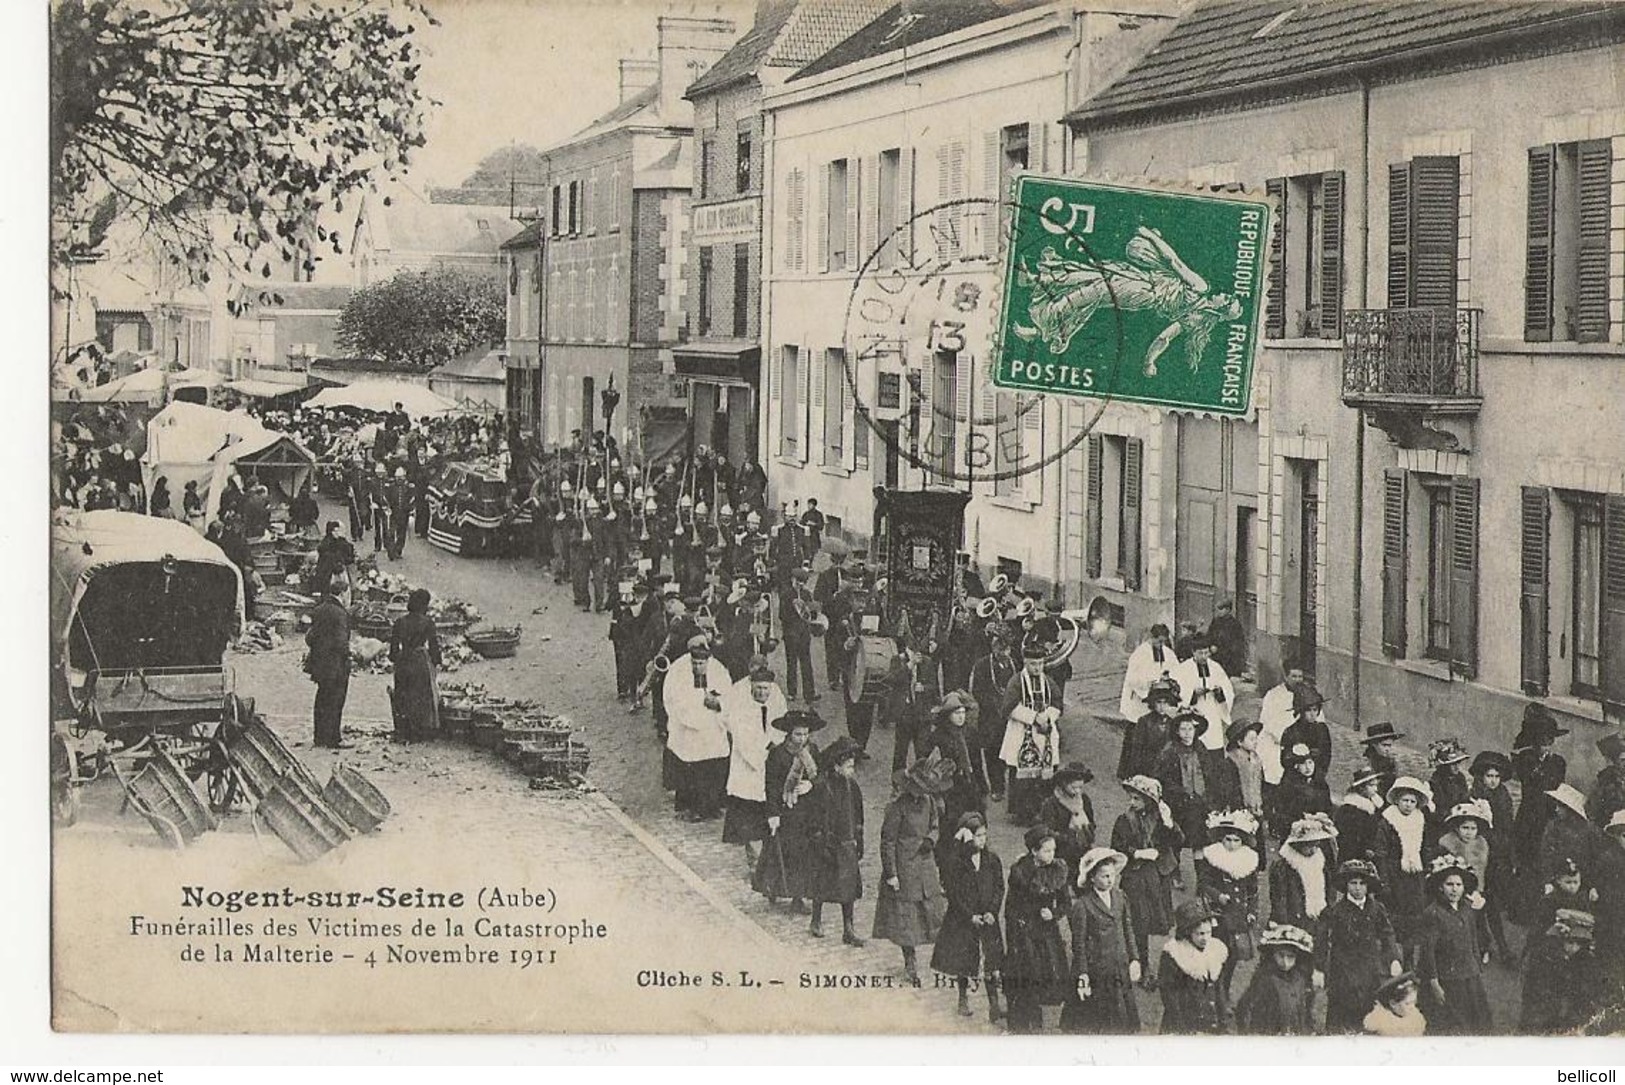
[{"xmin": 216, "ymin": 512, "xmax": 1527, "ymax": 1033}]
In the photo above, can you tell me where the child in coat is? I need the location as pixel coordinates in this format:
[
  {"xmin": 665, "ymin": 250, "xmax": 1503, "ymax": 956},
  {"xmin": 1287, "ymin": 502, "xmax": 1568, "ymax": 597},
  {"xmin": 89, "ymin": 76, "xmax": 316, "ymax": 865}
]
[
  {"xmin": 1360, "ymin": 721, "xmax": 1404, "ymax": 798},
  {"xmin": 1426, "ymin": 737, "xmax": 1473, "ymax": 848},
  {"xmin": 1468, "ymin": 751, "xmax": 1516, "ymax": 960},
  {"xmin": 1061, "ymin": 847, "xmax": 1141, "ymax": 1034},
  {"xmin": 1362, "ymin": 971, "xmax": 1427, "ymax": 1037},
  {"xmin": 1520, "ymin": 908, "xmax": 1602, "ymax": 1034},
  {"xmin": 1235, "ymin": 923, "xmax": 1315, "ymax": 1035},
  {"xmin": 1377, "ymin": 776, "xmax": 1435, "ymax": 962},
  {"xmin": 1534, "ymin": 856, "xmax": 1600, "ymax": 935},
  {"xmin": 1269, "ymin": 743, "xmax": 1333, "ymax": 843},
  {"xmin": 1335, "ymin": 767, "xmax": 1386, "ymax": 864},
  {"xmin": 931, "ymin": 811, "xmax": 1006, "ymax": 1023},
  {"xmin": 1195, "ymin": 808, "xmax": 1261, "ymax": 1005},
  {"xmin": 1270, "ymin": 813, "xmax": 1338, "ymax": 930},
  {"xmin": 1437, "ymin": 800, "xmax": 1495, "ymax": 964},
  {"xmin": 1416, "ymin": 855, "xmax": 1492, "ymax": 1034},
  {"xmin": 1112, "ymin": 775, "xmax": 1183, "ymax": 966},
  {"xmin": 1157, "ymin": 899, "xmax": 1231, "ymax": 1034}
]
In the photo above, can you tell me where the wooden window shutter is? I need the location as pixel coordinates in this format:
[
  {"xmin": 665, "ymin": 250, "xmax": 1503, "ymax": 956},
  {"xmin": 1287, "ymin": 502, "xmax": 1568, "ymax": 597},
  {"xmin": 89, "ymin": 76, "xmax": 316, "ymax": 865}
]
[
  {"xmin": 838, "ymin": 353, "xmax": 852, "ymax": 467},
  {"xmin": 1084, "ymin": 434, "xmax": 1103, "ymax": 578},
  {"xmin": 899, "ymin": 149, "xmax": 916, "ymax": 265},
  {"xmin": 777, "ymin": 348, "xmax": 791, "ymax": 458},
  {"xmin": 845, "ymin": 160, "xmax": 860, "ymax": 273},
  {"xmin": 1122, "ymin": 437, "xmax": 1144, "ymax": 590},
  {"xmin": 1603, "ymin": 494, "xmax": 1625, "ymax": 710},
  {"xmin": 1320, "ymin": 170, "xmax": 1345, "ymax": 338},
  {"xmin": 800, "ymin": 345, "xmax": 813, "ymax": 466},
  {"xmin": 1520, "ymin": 485, "xmax": 1551, "ymax": 695},
  {"xmin": 812, "ymin": 345, "xmax": 827, "ymax": 465},
  {"xmin": 1381, "ymin": 468, "xmax": 1408, "ymax": 656},
  {"xmin": 954, "ymin": 350, "xmax": 971, "ymax": 476},
  {"xmin": 1448, "ymin": 476, "xmax": 1479, "ymax": 679},
  {"xmin": 1524, "ymin": 145, "xmax": 1556, "ymax": 342},
  {"xmin": 786, "ymin": 168, "xmax": 806, "ymax": 272},
  {"xmin": 1576, "ymin": 138, "xmax": 1613, "ymax": 343},
  {"xmin": 1409, "ymin": 156, "xmax": 1460, "ymax": 311},
  {"xmin": 860, "ymin": 156, "xmax": 879, "ymax": 271},
  {"xmin": 816, "ymin": 164, "xmax": 831, "ymax": 273},
  {"xmin": 1265, "ymin": 177, "xmax": 1287, "ymax": 339},
  {"xmin": 1020, "ymin": 393, "xmax": 1042, "ymax": 501},
  {"xmin": 1386, "ymin": 164, "xmax": 1410, "ymax": 308},
  {"xmin": 854, "ymin": 356, "xmax": 870, "ymax": 473}
]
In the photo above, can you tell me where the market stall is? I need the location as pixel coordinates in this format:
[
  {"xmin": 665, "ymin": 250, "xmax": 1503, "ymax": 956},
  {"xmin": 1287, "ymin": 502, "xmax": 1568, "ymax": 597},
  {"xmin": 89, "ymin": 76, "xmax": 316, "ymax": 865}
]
[
  {"xmin": 306, "ymin": 379, "xmax": 459, "ymax": 418},
  {"xmin": 141, "ymin": 401, "xmax": 316, "ymax": 526}
]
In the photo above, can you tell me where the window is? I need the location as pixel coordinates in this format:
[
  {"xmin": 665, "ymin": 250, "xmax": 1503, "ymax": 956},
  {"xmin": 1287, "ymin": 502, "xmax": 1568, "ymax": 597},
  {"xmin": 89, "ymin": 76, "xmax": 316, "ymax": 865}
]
[
  {"xmin": 697, "ymin": 246, "xmax": 713, "ymax": 337},
  {"xmin": 569, "ymin": 180, "xmax": 581, "ymax": 234},
  {"xmin": 779, "ymin": 345, "xmax": 801, "ymax": 459},
  {"xmin": 1424, "ymin": 482, "xmax": 1454, "ymax": 660},
  {"xmin": 736, "ymin": 123, "xmax": 753, "ymax": 195},
  {"xmin": 1381, "ymin": 470, "xmax": 1479, "ymax": 676},
  {"xmin": 826, "ymin": 158, "xmax": 850, "ymax": 271},
  {"xmin": 927, "ymin": 349, "xmax": 957, "ymax": 480},
  {"xmin": 700, "ymin": 136, "xmax": 716, "ymax": 199},
  {"xmin": 1084, "ymin": 434, "xmax": 1144, "ymax": 590},
  {"xmin": 822, "ymin": 348, "xmax": 846, "ymax": 465},
  {"xmin": 877, "ymin": 148, "xmax": 902, "ymax": 268},
  {"xmin": 550, "ymin": 185, "xmax": 563, "ymax": 237},
  {"xmin": 1387, "ymin": 156, "xmax": 1460, "ymax": 310},
  {"xmin": 1574, "ymin": 497, "xmax": 1604, "ymax": 694},
  {"xmin": 1265, "ymin": 172, "xmax": 1345, "ymax": 338},
  {"xmin": 732, "ymin": 243, "xmax": 749, "ymax": 338},
  {"xmin": 1527, "ymin": 140, "xmax": 1613, "ymax": 342}
]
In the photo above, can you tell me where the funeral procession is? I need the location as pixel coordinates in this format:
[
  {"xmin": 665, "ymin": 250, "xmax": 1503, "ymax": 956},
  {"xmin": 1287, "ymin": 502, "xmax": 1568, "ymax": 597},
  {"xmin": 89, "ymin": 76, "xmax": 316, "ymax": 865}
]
[{"xmin": 43, "ymin": 0, "xmax": 1625, "ymax": 1039}]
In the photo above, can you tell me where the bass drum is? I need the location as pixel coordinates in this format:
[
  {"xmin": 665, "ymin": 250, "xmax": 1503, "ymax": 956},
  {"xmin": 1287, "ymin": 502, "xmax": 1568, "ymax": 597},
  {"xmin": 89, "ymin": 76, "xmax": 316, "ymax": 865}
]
[{"xmin": 846, "ymin": 635, "xmax": 898, "ymax": 705}]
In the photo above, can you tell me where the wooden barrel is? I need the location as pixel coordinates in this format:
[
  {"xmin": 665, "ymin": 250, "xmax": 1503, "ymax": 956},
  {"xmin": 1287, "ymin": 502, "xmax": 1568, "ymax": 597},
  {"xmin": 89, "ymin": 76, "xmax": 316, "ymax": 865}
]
[
  {"xmin": 323, "ymin": 763, "xmax": 391, "ymax": 833},
  {"xmin": 846, "ymin": 635, "xmax": 898, "ymax": 705},
  {"xmin": 124, "ymin": 748, "xmax": 218, "ymax": 848}
]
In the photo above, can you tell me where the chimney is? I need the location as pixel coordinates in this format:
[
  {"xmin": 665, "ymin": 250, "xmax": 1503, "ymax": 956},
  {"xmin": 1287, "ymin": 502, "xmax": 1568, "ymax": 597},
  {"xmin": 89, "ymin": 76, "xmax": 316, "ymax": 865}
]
[
  {"xmin": 618, "ymin": 58, "xmax": 659, "ymax": 105},
  {"xmin": 656, "ymin": 15, "xmax": 738, "ymax": 124}
]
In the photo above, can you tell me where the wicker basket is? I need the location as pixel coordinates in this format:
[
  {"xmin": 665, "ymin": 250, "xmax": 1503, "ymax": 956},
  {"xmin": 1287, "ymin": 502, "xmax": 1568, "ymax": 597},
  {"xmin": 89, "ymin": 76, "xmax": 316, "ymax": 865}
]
[
  {"xmin": 323, "ymin": 763, "xmax": 391, "ymax": 833},
  {"xmin": 466, "ymin": 626, "xmax": 521, "ymax": 659},
  {"xmin": 258, "ymin": 771, "xmax": 353, "ymax": 862},
  {"xmin": 122, "ymin": 747, "xmax": 218, "ymax": 848},
  {"xmin": 223, "ymin": 714, "xmax": 319, "ymax": 800}
]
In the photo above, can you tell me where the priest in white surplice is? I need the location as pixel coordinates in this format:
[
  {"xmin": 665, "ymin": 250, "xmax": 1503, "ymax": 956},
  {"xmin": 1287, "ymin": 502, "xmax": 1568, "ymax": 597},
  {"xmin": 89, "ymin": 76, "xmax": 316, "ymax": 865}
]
[
  {"xmin": 664, "ymin": 634, "xmax": 734, "ymax": 821},
  {"xmin": 1171, "ymin": 635, "xmax": 1235, "ymax": 752},
  {"xmin": 1119, "ymin": 622, "xmax": 1178, "ymax": 721},
  {"xmin": 1257, "ymin": 659, "xmax": 1308, "ymax": 786},
  {"xmin": 722, "ymin": 654, "xmax": 788, "ymax": 869}
]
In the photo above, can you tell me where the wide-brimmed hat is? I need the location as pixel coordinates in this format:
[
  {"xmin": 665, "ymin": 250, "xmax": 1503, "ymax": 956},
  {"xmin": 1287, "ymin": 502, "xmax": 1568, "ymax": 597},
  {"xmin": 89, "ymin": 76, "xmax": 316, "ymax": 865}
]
[
  {"xmin": 1548, "ymin": 908, "xmax": 1597, "ymax": 943},
  {"xmin": 1335, "ymin": 858, "xmax": 1382, "ymax": 888},
  {"xmin": 1547, "ymin": 783, "xmax": 1588, "ymax": 819},
  {"xmin": 1206, "ymin": 808, "xmax": 1260, "ymax": 841},
  {"xmin": 1225, "ymin": 718, "xmax": 1263, "ymax": 748},
  {"xmin": 1170, "ymin": 710, "xmax": 1209, "ymax": 740},
  {"xmin": 1469, "ymin": 750, "xmax": 1512, "ymax": 778},
  {"xmin": 1052, "ymin": 761, "xmax": 1094, "ymax": 790},
  {"xmin": 1445, "ymin": 799, "xmax": 1493, "ymax": 832},
  {"xmin": 1514, "ymin": 702, "xmax": 1569, "ymax": 750},
  {"xmin": 1258, "ymin": 922, "xmax": 1314, "ymax": 956},
  {"xmin": 1598, "ymin": 732, "xmax": 1625, "ymax": 763},
  {"xmin": 1361, "ymin": 721, "xmax": 1404, "ymax": 746},
  {"xmin": 1429, "ymin": 737, "xmax": 1469, "ymax": 767},
  {"xmin": 1285, "ymin": 812, "xmax": 1339, "ymax": 846},
  {"xmin": 770, "ymin": 709, "xmax": 827, "ymax": 734},
  {"xmin": 1349, "ymin": 766, "xmax": 1385, "ymax": 790},
  {"xmin": 1292, "ymin": 685, "xmax": 1326, "ymax": 714},
  {"xmin": 1122, "ymin": 775, "xmax": 1163, "ymax": 805},
  {"xmin": 1387, "ymin": 776, "xmax": 1433, "ymax": 806},
  {"xmin": 1077, "ymin": 847, "xmax": 1128, "ymax": 886},
  {"xmin": 894, "ymin": 750, "xmax": 957, "ymax": 797},
  {"xmin": 1374, "ymin": 971, "xmax": 1419, "ymax": 1006},
  {"xmin": 1426, "ymin": 853, "xmax": 1479, "ymax": 893},
  {"xmin": 1146, "ymin": 677, "xmax": 1182, "ymax": 706},
  {"xmin": 819, "ymin": 735, "xmax": 863, "ymax": 771},
  {"xmin": 1173, "ymin": 898, "xmax": 1215, "ymax": 936},
  {"xmin": 1607, "ymin": 810, "xmax": 1625, "ymax": 837}
]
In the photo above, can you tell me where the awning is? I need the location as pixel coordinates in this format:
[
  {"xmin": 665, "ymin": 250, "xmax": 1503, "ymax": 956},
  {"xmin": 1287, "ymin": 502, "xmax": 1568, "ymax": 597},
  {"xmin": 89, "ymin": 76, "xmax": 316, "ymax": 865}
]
[
  {"xmin": 672, "ymin": 340, "xmax": 761, "ymax": 382},
  {"xmin": 228, "ymin": 378, "xmax": 306, "ymax": 399}
]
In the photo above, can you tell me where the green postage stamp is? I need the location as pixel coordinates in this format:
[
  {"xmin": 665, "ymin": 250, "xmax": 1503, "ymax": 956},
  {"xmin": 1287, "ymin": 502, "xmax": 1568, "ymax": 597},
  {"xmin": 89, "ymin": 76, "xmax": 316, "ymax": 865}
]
[{"xmin": 993, "ymin": 175, "xmax": 1272, "ymax": 416}]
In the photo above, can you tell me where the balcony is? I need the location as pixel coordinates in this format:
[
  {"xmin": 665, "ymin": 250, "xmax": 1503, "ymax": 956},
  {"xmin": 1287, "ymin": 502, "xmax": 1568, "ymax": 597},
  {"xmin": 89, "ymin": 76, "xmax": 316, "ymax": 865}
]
[{"xmin": 1341, "ymin": 307, "xmax": 1483, "ymax": 415}]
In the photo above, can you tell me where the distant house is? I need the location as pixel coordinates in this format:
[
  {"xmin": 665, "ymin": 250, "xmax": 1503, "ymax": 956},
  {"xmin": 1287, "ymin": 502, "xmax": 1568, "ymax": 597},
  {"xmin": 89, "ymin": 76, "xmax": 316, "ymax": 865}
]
[
  {"xmin": 261, "ymin": 283, "xmax": 353, "ymax": 369},
  {"xmin": 428, "ymin": 346, "xmax": 506, "ymax": 413},
  {"xmin": 308, "ymin": 357, "xmax": 432, "ymax": 389},
  {"xmin": 349, "ymin": 185, "xmax": 520, "ymax": 287}
]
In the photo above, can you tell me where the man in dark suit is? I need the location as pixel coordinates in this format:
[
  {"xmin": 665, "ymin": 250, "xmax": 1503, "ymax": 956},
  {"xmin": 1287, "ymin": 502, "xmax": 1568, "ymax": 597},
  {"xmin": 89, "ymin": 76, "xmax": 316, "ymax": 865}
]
[{"xmin": 305, "ymin": 592, "xmax": 352, "ymax": 749}]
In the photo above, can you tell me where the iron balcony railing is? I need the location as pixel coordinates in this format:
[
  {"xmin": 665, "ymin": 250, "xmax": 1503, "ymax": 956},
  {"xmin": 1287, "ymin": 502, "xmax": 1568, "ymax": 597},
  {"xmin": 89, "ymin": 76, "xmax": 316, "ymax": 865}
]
[{"xmin": 1342, "ymin": 307, "xmax": 1482, "ymax": 403}]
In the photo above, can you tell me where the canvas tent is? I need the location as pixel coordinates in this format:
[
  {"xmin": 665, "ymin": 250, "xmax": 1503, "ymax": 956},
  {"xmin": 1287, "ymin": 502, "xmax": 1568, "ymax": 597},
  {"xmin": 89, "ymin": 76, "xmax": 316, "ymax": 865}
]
[
  {"xmin": 142, "ymin": 401, "xmax": 315, "ymax": 525},
  {"xmin": 306, "ymin": 379, "xmax": 459, "ymax": 417},
  {"xmin": 74, "ymin": 366, "xmax": 169, "ymax": 406}
]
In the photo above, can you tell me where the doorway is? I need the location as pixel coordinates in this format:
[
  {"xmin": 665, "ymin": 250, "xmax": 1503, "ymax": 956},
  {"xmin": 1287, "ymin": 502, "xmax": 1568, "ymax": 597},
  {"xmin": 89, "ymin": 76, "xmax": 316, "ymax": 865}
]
[
  {"xmin": 1175, "ymin": 416, "xmax": 1258, "ymax": 633},
  {"xmin": 1282, "ymin": 457, "xmax": 1320, "ymax": 670}
]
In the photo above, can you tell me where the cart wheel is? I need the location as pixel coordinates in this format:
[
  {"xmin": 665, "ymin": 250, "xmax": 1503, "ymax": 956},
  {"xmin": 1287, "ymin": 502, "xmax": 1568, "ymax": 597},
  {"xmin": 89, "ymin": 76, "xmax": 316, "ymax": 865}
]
[
  {"xmin": 50, "ymin": 734, "xmax": 79, "ymax": 827},
  {"xmin": 206, "ymin": 755, "xmax": 240, "ymax": 813}
]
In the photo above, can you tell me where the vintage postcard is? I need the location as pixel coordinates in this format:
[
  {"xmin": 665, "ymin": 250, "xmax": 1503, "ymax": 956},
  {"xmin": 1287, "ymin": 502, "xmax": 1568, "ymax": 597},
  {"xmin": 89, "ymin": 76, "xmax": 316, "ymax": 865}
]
[{"xmin": 46, "ymin": 0, "xmax": 1625, "ymax": 1039}]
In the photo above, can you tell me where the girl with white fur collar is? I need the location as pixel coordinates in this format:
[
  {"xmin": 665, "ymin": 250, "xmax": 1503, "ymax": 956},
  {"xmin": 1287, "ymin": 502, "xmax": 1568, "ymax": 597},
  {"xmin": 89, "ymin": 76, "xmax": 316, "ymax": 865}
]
[
  {"xmin": 1157, "ymin": 899, "xmax": 1231, "ymax": 1034},
  {"xmin": 1378, "ymin": 776, "xmax": 1435, "ymax": 960},
  {"xmin": 1194, "ymin": 809, "xmax": 1261, "ymax": 1005}
]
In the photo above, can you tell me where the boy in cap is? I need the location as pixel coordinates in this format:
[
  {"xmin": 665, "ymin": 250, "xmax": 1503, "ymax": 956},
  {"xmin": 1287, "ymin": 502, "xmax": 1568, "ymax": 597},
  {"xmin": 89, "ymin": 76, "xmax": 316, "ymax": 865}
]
[
  {"xmin": 1520, "ymin": 909, "xmax": 1602, "ymax": 1034},
  {"xmin": 1315, "ymin": 858, "xmax": 1404, "ymax": 1033}
]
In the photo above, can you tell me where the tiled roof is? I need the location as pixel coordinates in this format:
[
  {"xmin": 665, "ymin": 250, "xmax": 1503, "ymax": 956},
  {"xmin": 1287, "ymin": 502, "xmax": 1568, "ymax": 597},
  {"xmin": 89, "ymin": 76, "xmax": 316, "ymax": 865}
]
[
  {"xmin": 687, "ymin": 0, "xmax": 892, "ymax": 97},
  {"xmin": 789, "ymin": 0, "xmax": 1053, "ymax": 81},
  {"xmin": 546, "ymin": 85, "xmax": 662, "ymax": 153},
  {"xmin": 263, "ymin": 284, "xmax": 353, "ymax": 311},
  {"xmin": 362, "ymin": 185, "xmax": 518, "ymax": 257},
  {"xmin": 499, "ymin": 221, "xmax": 543, "ymax": 251},
  {"xmin": 1070, "ymin": 0, "xmax": 1625, "ymax": 125},
  {"xmin": 431, "ymin": 347, "xmax": 506, "ymax": 382}
]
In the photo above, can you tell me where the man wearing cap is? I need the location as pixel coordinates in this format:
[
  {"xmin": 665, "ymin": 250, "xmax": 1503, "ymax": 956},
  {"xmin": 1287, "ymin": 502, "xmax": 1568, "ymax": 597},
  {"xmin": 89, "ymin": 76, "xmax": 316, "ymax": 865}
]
[
  {"xmin": 385, "ymin": 466, "xmax": 411, "ymax": 560},
  {"xmin": 662, "ymin": 635, "xmax": 734, "ymax": 822},
  {"xmin": 970, "ymin": 625, "xmax": 1019, "ymax": 803},
  {"xmin": 779, "ymin": 567, "xmax": 818, "ymax": 703},
  {"xmin": 1205, "ymin": 597, "xmax": 1248, "ymax": 680},
  {"xmin": 999, "ymin": 640, "xmax": 1064, "ymax": 825},
  {"xmin": 1172, "ymin": 636, "xmax": 1234, "ymax": 753},
  {"xmin": 722, "ymin": 656, "xmax": 788, "ymax": 873},
  {"xmin": 1119, "ymin": 623, "xmax": 1177, "ymax": 723}
]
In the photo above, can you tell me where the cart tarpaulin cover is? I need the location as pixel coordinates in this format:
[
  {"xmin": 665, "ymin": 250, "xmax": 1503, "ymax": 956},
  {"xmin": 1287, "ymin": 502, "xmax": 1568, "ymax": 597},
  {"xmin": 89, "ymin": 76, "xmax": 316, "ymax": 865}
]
[
  {"xmin": 306, "ymin": 379, "xmax": 459, "ymax": 418},
  {"xmin": 141, "ymin": 401, "xmax": 316, "ymax": 524},
  {"xmin": 50, "ymin": 510, "xmax": 243, "ymax": 677}
]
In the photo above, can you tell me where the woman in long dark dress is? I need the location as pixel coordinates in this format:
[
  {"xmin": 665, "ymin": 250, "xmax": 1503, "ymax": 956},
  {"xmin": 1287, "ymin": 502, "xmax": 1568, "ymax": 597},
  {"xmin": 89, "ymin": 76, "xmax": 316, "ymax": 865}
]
[
  {"xmin": 1003, "ymin": 826, "xmax": 1072, "ymax": 1033},
  {"xmin": 752, "ymin": 709, "xmax": 824, "ymax": 909},
  {"xmin": 1061, "ymin": 847, "xmax": 1141, "ymax": 1034},
  {"xmin": 1112, "ymin": 774, "xmax": 1184, "ymax": 965},
  {"xmin": 931, "ymin": 811, "xmax": 1006, "ymax": 1023},
  {"xmin": 388, "ymin": 588, "xmax": 441, "ymax": 741},
  {"xmin": 873, "ymin": 752, "xmax": 953, "ymax": 983},
  {"xmin": 806, "ymin": 736, "xmax": 866, "ymax": 946}
]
